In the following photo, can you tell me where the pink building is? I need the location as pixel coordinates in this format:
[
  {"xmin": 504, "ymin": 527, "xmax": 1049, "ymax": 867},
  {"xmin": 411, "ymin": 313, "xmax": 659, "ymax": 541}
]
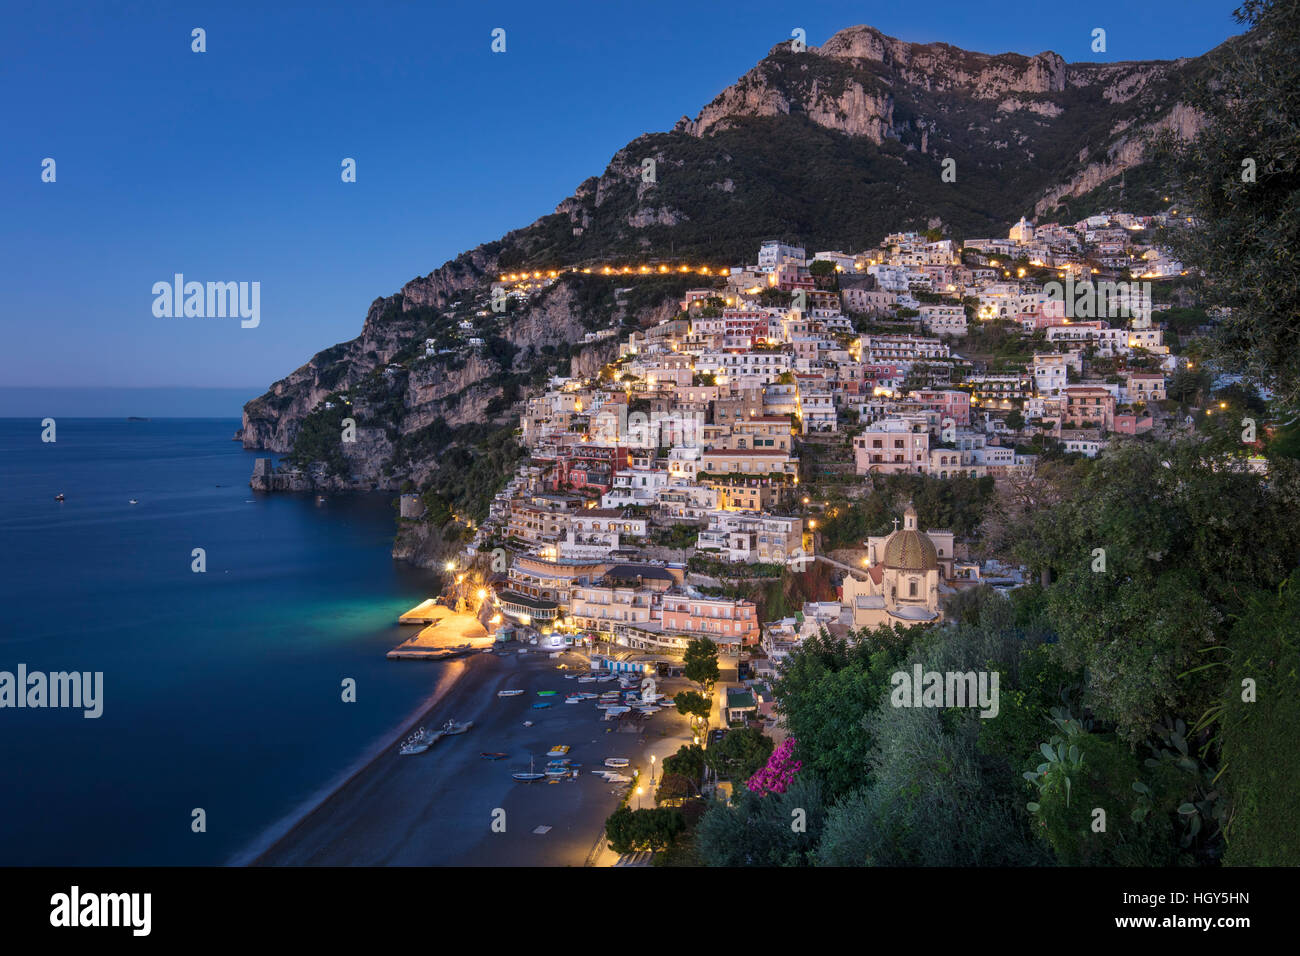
[
  {"xmin": 1112, "ymin": 413, "xmax": 1154, "ymax": 435},
  {"xmin": 661, "ymin": 594, "xmax": 760, "ymax": 647},
  {"xmin": 911, "ymin": 389, "xmax": 971, "ymax": 426}
]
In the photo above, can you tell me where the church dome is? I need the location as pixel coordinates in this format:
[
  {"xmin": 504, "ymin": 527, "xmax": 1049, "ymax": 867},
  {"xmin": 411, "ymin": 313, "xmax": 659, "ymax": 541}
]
[{"xmin": 882, "ymin": 503, "xmax": 938, "ymax": 571}]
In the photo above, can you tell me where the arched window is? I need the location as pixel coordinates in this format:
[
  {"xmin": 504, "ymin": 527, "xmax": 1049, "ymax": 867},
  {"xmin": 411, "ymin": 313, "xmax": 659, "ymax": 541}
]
[{"xmin": 909, "ymin": 579, "xmax": 918, "ymax": 598}]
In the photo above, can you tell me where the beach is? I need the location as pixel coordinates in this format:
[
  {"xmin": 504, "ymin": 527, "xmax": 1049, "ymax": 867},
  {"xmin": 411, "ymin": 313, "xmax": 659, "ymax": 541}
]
[{"xmin": 250, "ymin": 647, "xmax": 694, "ymax": 866}]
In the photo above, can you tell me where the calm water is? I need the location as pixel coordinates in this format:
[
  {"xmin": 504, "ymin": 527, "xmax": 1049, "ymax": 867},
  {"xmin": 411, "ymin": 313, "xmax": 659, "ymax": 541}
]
[{"xmin": 0, "ymin": 418, "xmax": 443, "ymax": 865}]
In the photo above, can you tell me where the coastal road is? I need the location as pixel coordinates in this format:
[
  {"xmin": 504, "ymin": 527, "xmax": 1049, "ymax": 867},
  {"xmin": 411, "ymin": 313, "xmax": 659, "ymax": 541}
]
[{"xmin": 255, "ymin": 648, "xmax": 693, "ymax": 866}]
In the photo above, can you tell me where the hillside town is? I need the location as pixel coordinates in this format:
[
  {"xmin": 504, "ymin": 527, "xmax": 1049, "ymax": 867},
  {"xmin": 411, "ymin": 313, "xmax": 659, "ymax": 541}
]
[{"xmin": 415, "ymin": 210, "xmax": 1259, "ymax": 692}]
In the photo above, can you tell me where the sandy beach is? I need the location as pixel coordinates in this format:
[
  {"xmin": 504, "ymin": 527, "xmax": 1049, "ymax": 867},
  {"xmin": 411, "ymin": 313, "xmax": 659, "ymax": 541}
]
[{"xmin": 250, "ymin": 647, "xmax": 694, "ymax": 866}]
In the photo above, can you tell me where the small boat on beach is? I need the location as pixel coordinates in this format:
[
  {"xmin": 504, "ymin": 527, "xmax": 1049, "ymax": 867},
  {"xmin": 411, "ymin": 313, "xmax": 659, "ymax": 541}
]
[
  {"xmin": 547, "ymin": 745, "xmax": 570, "ymax": 757},
  {"xmin": 536, "ymin": 690, "xmax": 557, "ymax": 697},
  {"xmin": 513, "ymin": 756, "xmax": 545, "ymax": 782},
  {"xmin": 400, "ymin": 728, "xmax": 440, "ymax": 755},
  {"xmin": 564, "ymin": 697, "xmax": 581, "ymax": 704},
  {"xmin": 497, "ymin": 689, "xmax": 524, "ymax": 697},
  {"xmin": 532, "ymin": 701, "xmax": 553, "ymax": 709},
  {"xmin": 480, "ymin": 752, "xmax": 508, "ymax": 760},
  {"xmin": 439, "ymin": 719, "xmax": 473, "ymax": 736},
  {"xmin": 605, "ymin": 706, "xmax": 631, "ymax": 716},
  {"xmin": 604, "ymin": 757, "xmax": 630, "ymax": 768}
]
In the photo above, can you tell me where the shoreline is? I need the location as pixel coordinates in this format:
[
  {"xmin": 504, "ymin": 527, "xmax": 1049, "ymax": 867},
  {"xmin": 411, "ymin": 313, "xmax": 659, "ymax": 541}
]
[
  {"xmin": 229, "ymin": 655, "xmax": 472, "ymax": 867},
  {"xmin": 249, "ymin": 646, "xmax": 696, "ymax": 867}
]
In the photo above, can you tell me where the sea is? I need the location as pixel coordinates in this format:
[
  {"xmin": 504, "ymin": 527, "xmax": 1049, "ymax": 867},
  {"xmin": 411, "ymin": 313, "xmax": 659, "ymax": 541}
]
[{"xmin": 0, "ymin": 417, "xmax": 445, "ymax": 865}]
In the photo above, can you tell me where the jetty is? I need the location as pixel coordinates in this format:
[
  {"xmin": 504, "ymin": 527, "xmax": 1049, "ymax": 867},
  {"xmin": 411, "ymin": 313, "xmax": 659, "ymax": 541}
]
[
  {"xmin": 397, "ymin": 598, "xmax": 442, "ymax": 624},
  {"xmin": 388, "ymin": 609, "xmax": 494, "ymax": 660}
]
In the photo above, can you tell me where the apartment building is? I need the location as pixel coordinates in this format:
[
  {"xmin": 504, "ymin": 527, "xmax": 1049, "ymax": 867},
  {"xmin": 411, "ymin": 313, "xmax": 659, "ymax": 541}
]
[
  {"xmin": 661, "ymin": 592, "xmax": 760, "ymax": 648},
  {"xmin": 697, "ymin": 511, "xmax": 804, "ymax": 564},
  {"xmin": 854, "ymin": 417, "xmax": 931, "ymax": 475}
]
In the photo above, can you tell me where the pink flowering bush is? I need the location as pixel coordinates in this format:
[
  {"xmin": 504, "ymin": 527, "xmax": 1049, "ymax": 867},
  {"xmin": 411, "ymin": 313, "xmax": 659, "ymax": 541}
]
[{"xmin": 746, "ymin": 737, "xmax": 801, "ymax": 794}]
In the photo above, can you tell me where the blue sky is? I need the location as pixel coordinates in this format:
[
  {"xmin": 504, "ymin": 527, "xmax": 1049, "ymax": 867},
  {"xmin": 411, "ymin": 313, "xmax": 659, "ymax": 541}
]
[{"xmin": 0, "ymin": 0, "xmax": 1243, "ymax": 401}]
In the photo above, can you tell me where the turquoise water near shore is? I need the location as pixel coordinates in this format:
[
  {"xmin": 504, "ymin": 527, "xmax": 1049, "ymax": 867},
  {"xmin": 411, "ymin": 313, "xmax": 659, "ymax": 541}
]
[{"xmin": 0, "ymin": 418, "xmax": 444, "ymax": 865}]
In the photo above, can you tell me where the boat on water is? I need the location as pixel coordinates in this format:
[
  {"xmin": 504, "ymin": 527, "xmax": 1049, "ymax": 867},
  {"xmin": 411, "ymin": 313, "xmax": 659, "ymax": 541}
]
[
  {"xmin": 480, "ymin": 752, "xmax": 508, "ymax": 760},
  {"xmin": 512, "ymin": 756, "xmax": 545, "ymax": 782},
  {"xmin": 522, "ymin": 720, "xmax": 533, "ymax": 727},
  {"xmin": 532, "ymin": 701, "xmax": 553, "ymax": 709},
  {"xmin": 547, "ymin": 745, "xmax": 570, "ymax": 757},
  {"xmin": 605, "ymin": 706, "xmax": 631, "ymax": 716},
  {"xmin": 536, "ymin": 690, "xmax": 557, "ymax": 697},
  {"xmin": 577, "ymin": 676, "xmax": 599, "ymax": 683},
  {"xmin": 439, "ymin": 719, "xmax": 474, "ymax": 736},
  {"xmin": 604, "ymin": 757, "xmax": 630, "ymax": 768},
  {"xmin": 564, "ymin": 697, "xmax": 581, "ymax": 704},
  {"xmin": 128, "ymin": 499, "xmax": 138, "ymax": 505},
  {"xmin": 497, "ymin": 689, "xmax": 524, "ymax": 697},
  {"xmin": 54, "ymin": 494, "xmax": 64, "ymax": 501}
]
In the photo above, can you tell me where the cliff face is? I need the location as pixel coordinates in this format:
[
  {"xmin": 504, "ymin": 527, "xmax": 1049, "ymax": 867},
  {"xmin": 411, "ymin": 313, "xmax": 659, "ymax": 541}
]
[{"xmin": 672, "ymin": 24, "xmax": 1208, "ymax": 205}]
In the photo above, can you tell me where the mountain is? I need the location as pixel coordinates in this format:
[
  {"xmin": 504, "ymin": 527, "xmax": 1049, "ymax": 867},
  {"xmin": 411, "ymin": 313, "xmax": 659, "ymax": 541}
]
[{"xmin": 239, "ymin": 24, "xmax": 1233, "ymax": 563}]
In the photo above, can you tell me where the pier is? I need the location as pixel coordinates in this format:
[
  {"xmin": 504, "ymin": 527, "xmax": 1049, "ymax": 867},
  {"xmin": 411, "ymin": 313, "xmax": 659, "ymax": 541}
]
[
  {"xmin": 388, "ymin": 609, "xmax": 494, "ymax": 660},
  {"xmin": 397, "ymin": 598, "xmax": 442, "ymax": 624}
]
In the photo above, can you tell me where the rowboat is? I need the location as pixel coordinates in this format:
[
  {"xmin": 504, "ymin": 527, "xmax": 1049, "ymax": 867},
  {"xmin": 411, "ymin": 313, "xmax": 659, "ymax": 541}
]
[
  {"xmin": 537, "ymin": 690, "xmax": 557, "ymax": 697},
  {"xmin": 480, "ymin": 752, "xmax": 508, "ymax": 760},
  {"xmin": 532, "ymin": 701, "xmax": 553, "ymax": 709},
  {"xmin": 497, "ymin": 689, "xmax": 524, "ymax": 697},
  {"xmin": 547, "ymin": 745, "xmax": 570, "ymax": 757},
  {"xmin": 604, "ymin": 757, "xmax": 630, "ymax": 768}
]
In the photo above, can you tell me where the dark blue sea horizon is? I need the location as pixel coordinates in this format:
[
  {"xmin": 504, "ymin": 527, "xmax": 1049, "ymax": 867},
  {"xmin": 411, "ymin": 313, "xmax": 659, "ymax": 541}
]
[{"xmin": 0, "ymin": 418, "xmax": 444, "ymax": 865}]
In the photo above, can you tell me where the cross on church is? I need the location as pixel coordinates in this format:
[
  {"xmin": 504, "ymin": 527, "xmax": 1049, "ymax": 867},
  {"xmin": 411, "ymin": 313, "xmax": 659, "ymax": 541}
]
[{"xmin": 892, "ymin": 518, "xmax": 900, "ymax": 531}]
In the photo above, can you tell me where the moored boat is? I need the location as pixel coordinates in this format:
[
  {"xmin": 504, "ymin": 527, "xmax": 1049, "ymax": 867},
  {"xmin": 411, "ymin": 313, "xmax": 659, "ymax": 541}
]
[
  {"xmin": 512, "ymin": 756, "xmax": 545, "ymax": 782},
  {"xmin": 399, "ymin": 727, "xmax": 440, "ymax": 755},
  {"xmin": 498, "ymin": 689, "xmax": 524, "ymax": 697},
  {"xmin": 604, "ymin": 757, "xmax": 630, "ymax": 768}
]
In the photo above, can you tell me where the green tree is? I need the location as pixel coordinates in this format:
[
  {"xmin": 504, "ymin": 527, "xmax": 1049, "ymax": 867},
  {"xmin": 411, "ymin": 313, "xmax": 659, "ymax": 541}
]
[
  {"xmin": 661, "ymin": 743, "xmax": 706, "ymax": 784},
  {"xmin": 770, "ymin": 626, "xmax": 918, "ymax": 798},
  {"xmin": 604, "ymin": 806, "xmax": 686, "ymax": 854},
  {"xmin": 683, "ymin": 638, "xmax": 720, "ymax": 693},
  {"xmin": 673, "ymin": 690, "xmax": 711, "ymax": 723},
  {"xmin": 1159, "ymin": 0, "xmax": 1300, "ymax": 406},
  {"xmin": 703, "ymin": 726, "xmax": 774, "ymax": 781},
  {"xmin": 694, "ymin": 777, "xmax": 826, "ymax": 866},
  {"xmin": 1218, "ymin": 580, "xmax": 1300, "ymax": 865}
]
